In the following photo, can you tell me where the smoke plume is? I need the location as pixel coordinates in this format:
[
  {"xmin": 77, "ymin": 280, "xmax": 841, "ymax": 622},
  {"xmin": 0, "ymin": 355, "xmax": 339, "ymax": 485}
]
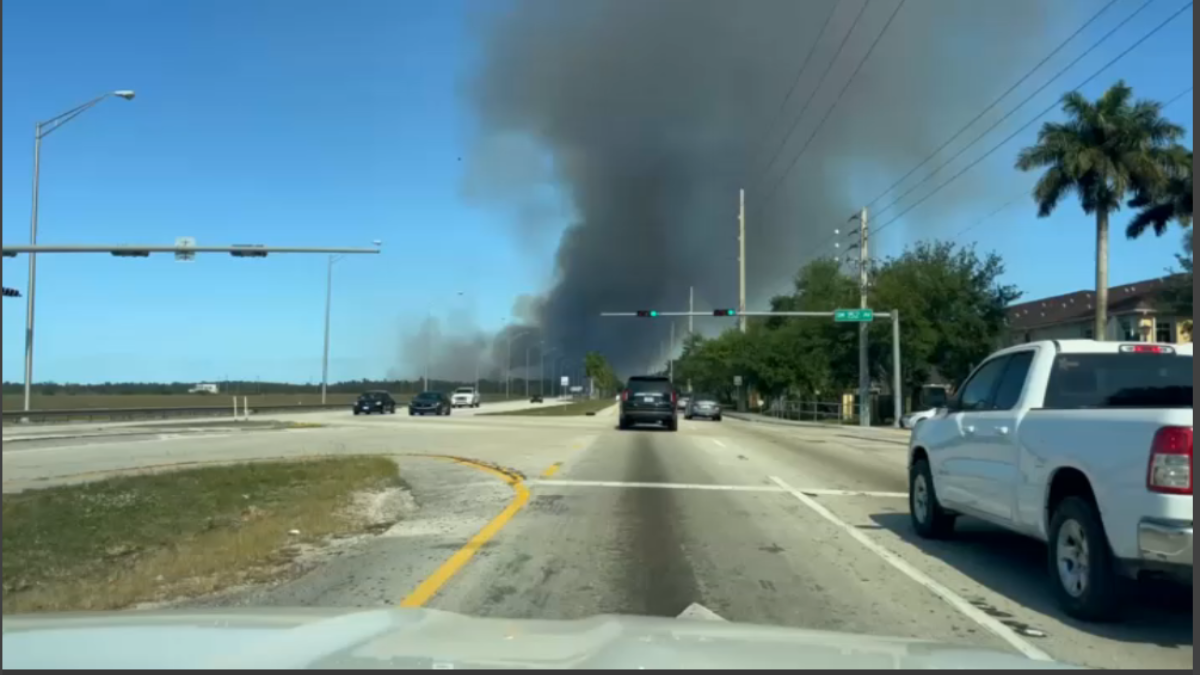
[{"xmin": 413, "ymin": 0, "xmax": 1084, "ymax": 377}]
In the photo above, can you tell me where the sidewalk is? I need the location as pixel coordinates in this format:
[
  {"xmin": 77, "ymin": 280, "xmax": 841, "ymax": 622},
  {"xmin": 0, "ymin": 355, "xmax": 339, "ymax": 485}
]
[{"xmin": 724, "ymin": 412, "xmax": 911, "ymax": 446}]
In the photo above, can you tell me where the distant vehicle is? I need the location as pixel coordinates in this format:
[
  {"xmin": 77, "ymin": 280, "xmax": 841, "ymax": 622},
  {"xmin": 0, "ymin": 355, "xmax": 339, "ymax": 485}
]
[
  {"xmin": 684, "ymin": 394, "xmax": 722, "ymax": 422},
  {"xmin": 354, "ymin": 391, "xmax": 397, "ymax": 415},
  {"xmin": 189, "ymin": 383, "xmax": 220, "ymax": 395},
  {"xmin": 909, "ymin": 340, "xmax": 1193, "ymax": 621},
  {"xmin": 677, "ymin": 396, "xmax": 691, "ymax": 411},
  {"xmin": 619, "ymin": 376, "xmax": 678, "ymax": 432},
  {"xmin": 409, "ymin": 391, "xmax": 451, "ymax": 416},
  {"xmin": 530, "ymin": 393, "xmax": 544, "ymax": 404},
  {"xmin": 451, "ymin": 387, "xmax": 481, "ymax": 409}
]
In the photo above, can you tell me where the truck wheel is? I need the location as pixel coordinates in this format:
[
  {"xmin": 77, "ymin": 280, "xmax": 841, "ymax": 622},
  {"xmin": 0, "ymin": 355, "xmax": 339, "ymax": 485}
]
[
  {"xmin": 1048, "ymin": 497, "xmax": 1122, "ymax": 622},
  {"xmin": 910, "ymin": 459, "xmax": 956, "ymax": 539}
]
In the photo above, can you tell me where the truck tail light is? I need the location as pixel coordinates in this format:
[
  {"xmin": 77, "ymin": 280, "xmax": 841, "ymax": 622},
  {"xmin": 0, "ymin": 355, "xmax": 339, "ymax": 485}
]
[{"xmin": 1148, "ymin": 426, "xmax": 1192, "ymax": 495}]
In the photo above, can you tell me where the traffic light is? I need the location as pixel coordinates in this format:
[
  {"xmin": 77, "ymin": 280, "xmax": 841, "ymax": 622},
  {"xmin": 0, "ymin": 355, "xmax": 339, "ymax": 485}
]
[
  {"xmin": 636, "ymin": 310, "xmax": 659, "ymax": 318},
  {"xmin": 111, "ymin": 250, "xmax": 150, "ymax": 258},
  {"xmin": 713, "ymin": 309, "xmax": 737, "ymax": 317},
  {"xmin": 2, "ymin": 287, "xmax": 20, "ymax": 298}
]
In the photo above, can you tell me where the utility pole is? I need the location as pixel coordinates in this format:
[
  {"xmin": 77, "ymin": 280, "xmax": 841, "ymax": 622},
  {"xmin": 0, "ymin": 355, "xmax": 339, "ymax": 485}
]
[
  {"xmin": 687, "ymin": 286, "xmax": 694, "ymax": 393},
  {"xmin": 738, "ymin": 189, "xmax": 747, "ymax": 334},
  {"xmin": 669, "ymin": 320, "xmax": 676, "ymax": 385},
  {"xmin": 857, "ymin": 206, "xmax": 871, "ymax": 428}
]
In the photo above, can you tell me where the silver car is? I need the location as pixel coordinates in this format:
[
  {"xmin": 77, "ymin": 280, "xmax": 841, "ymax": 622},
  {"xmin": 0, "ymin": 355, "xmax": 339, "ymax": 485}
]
[{"xmin": 684, "ymin": 395, "xmax": 722, "ymax": 422}]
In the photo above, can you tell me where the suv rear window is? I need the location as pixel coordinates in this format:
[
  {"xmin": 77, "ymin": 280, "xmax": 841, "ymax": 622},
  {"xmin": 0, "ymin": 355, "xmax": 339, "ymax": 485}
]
[
  {"xmin": 627, "ymin": 378, "xmax": 673, "ymax": 394},
  {"xmin": 1044, "ymin": 353, "xmax": 1193, "ymax": 409}
]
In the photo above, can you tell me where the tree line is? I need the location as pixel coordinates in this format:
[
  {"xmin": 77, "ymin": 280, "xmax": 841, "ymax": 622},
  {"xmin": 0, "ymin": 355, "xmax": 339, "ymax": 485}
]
[
  {"xmin": 1, "ymin": 377, "xmax": 563, "ymax": 398},
  {"xmin": 676, "ymin": 80, "xmax": 1193, "ymax": 412}
]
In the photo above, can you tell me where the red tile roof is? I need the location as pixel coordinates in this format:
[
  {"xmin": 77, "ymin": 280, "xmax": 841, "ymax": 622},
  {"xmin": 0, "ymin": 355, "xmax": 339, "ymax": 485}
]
[{"xmin": 1007, "ymin": 275, "xmax": 1184, "ymax": 331}]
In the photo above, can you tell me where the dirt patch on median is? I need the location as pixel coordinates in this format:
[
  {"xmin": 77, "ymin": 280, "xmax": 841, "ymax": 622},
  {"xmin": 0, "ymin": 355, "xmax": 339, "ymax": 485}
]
[{"xmin": 2, "ymin": 456, "xmax": 408, "ymax": 614}]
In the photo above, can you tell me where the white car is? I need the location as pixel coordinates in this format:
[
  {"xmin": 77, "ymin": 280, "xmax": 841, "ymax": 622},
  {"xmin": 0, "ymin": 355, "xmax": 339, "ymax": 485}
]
[
  {"xmin": 900, "ymin": 408, "xmax": 938, "ymax": 429},
  {"xmin": 908, "ymin": 340, "xmax": 1192, "ymax": 621},
  {"xmin": 451, "ymin": 387, "xmax": 481, "ymax": 409}
]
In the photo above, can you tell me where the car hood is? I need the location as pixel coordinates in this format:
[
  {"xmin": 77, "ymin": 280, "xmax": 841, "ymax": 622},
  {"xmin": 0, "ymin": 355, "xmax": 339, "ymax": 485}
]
[{"xmin": 1, "ymin": 607, "xmax": 1080, "ymax": 670}]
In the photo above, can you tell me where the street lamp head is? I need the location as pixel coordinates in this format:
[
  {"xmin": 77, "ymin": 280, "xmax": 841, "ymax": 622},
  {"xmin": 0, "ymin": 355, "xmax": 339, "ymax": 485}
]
[
  {"xmin": 113, "ymin": 90, "xmax": 136, "ymax": 101},
  {"xmin": 372, "ymin": 240, "xmax": 383, "ymax": 248}
]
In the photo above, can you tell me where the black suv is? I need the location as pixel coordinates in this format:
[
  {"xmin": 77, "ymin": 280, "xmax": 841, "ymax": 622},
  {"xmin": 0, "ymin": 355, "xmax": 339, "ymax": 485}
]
[
  {"xmin": 354, "ymin": 391, "xmax": 397, "ymax": 415},
  {"xmin": 619, "ymin": 376, "xmax": 678, "ymax": 431}
]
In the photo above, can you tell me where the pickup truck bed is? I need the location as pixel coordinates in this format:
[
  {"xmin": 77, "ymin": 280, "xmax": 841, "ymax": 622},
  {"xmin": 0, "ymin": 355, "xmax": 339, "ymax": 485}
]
[{"xmin": 908, "ymin": 340, "xmax": 1192, "ymax": 621}]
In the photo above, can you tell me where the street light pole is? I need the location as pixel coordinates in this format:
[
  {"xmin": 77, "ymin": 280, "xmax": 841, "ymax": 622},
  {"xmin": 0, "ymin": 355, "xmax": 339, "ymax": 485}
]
[
  {"xmin": 23, "ymin": 90, "xmax": 135, "ymax": 414},
  {"xmin": 321, "ymin": 254, "xmax": 344, "ymax": 404}
]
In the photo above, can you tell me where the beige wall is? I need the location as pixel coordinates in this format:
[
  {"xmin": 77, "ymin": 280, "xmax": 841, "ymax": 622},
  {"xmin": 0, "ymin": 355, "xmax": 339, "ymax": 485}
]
[{"xmin": 1010, "ymin": 313, "xmax": 1191, "ymax": 345}]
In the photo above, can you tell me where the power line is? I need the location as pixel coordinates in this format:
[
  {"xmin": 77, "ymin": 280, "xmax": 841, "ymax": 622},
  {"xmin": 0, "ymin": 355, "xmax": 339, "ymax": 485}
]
[
  {"xmin": 761, "ymin": 0, "xmax": 909, "ymax": 210},
  {"xmin": 754, "ymin": 0, "xmax": 871, "ymax": 186},
  {"xmin": 747, "ymin": 1, "xmax": 840, "ymax": 166},
  {"xmin": 869, "ymin": 1, "xmax": 1195, "ymax": 240},
  {"xmin": 872, "ymin": 0, "xmax": 1157, "ymax": 221},
  {"xmin": 864, "ymin": 0, "xmax": 1122, "ymax": 212},
  {"xmin": 956, "ymin": 82, "xmax": 1194, "ymax": 240}
]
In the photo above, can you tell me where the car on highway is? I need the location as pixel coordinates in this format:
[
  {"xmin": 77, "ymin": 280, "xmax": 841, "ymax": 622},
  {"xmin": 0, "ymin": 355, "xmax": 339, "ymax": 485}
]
[
  {"xmin": 353, "ymin": 391, "xmax": 397, "ymax": 416},
  {"xmin": 684, "ymin": 394, "xmax": 722, "ymax": 422},
  {"xmin": 530, "ymin": 393, "xmax": 544, "ymax": 404},
  {"xmin": 451, "ymin": 387, "xmax": 481, "ymax": 409},
  {"xmin": 677, "ymin": 395, "xmax": 690, "ymax": 411},
  {"xmin": 409, "ymin": 391, "xmax": 452, "ymax": 416},
  {"xmin": 908, "ymin": 340, "xmax": 1193, "ymax": 621},
  {"xmin": 619, "ymin": 376, "xmax": 678, "ymax": 431}
]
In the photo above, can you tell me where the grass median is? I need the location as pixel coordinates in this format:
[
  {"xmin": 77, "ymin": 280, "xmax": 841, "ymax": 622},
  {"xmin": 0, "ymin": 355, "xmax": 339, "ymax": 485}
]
[
  {"xmin": 2, "ymin": 456, "xmax": 405, "ymax": 615},
  {"xmin": 481, "ymin": 399, "xmax": 617, "ymax": 417}
]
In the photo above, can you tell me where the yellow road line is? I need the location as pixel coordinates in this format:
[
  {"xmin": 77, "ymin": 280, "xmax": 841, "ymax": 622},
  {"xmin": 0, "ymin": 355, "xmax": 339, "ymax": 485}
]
[
  {"xmin": 398, "ymin": 457, "xmax": 531, "ymax": 608},
  {"xmin": 540, "ymin": 462, "xmax": 563, "ymax": 478}
]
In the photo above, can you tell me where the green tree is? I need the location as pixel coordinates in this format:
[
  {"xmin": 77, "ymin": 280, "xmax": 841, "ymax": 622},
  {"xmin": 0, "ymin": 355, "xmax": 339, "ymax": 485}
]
[
  {"xmin": 584, "ymin": 351, "xmax": 622, "ymax": 395},
  {"xmin": 869, "ymin": 241, "xmax": 1021, "ymax": 401},
  {"xmin": 1016, "ymin": 81, "xmax": 1186, "ymax": 340},
  {"xmin": 1126, "ymin": 146, "xmax": 1193, "ymax": 239}
]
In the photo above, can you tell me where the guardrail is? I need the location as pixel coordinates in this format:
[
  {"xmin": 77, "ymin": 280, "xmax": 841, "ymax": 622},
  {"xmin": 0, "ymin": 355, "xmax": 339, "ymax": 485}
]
[{"xmin": 1, "ymin": 403, "xmax": 348, "ymax": 425}]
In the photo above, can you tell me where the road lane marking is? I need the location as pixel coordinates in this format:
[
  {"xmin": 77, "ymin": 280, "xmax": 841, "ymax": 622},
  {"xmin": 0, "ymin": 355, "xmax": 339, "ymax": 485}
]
[
  {"xmin": 711, "ymin": 439, "xmax": 727, "ymax": 448},
  {"xmin": 540, "ymin": 463, "xmax": 563, "ymax": 478},
  {"xmin": 768, "ymin": 476, "xmax": 1054, "ymax": 663},
  {"xmin": 398, "ymin": 457, "xmax": 530, "ymax": 609},
  {"xmin": 531, "ymin": 479, "xmax": 908, "ymax": 498}
]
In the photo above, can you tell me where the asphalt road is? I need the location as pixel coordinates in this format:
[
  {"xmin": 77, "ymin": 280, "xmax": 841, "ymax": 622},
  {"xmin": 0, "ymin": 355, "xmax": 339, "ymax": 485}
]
[{"xmin": 2, "ymin": 404, "xmax": 1191, "ymax": 669}]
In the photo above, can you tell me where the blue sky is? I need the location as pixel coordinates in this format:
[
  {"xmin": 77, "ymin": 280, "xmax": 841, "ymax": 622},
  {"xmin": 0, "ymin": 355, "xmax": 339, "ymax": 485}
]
[{"xmin": 2, "ymin": 0, "xmax": 1193, "ymax": 384}]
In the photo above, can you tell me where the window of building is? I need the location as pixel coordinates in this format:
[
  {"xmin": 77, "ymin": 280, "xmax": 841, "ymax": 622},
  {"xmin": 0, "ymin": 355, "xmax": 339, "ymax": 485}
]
[
  {"xmin": 1083, "ymin": 327, "xmax": 1095, "ymax": 340},
  {"xmin": 1119, "ymin": 317, "xmax": 1139, "ymax": 341},
  {"xmin": 1156, "ymin": 321, "xmax": 1175, "ymax": 344}
]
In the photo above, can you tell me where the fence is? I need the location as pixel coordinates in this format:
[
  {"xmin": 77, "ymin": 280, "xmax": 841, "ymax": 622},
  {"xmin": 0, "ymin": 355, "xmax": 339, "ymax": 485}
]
[{"xmin": 761, "ymin": 400, "xmax": 845, "ymax": 424}]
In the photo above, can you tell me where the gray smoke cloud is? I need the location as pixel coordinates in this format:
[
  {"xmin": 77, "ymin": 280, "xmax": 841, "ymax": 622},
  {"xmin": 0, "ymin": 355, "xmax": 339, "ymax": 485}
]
[{"xmin": 403, "ymin": 0, "xmax": 1087, "ymax": 378}]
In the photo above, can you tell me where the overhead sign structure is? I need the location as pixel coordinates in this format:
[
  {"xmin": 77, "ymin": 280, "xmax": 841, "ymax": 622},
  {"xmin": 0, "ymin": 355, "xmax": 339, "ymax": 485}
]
[
  {"xmin": 175, "ymin": 237, "xmax": 196, "ymax": 262},
  {"xmin": 835, "ymin": 309, "xmax": 875, "ymax": 323}
]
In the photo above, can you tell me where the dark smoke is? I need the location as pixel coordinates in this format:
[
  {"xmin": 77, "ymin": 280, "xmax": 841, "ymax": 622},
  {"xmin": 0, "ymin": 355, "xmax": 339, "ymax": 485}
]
[{"xmin": 413, "ymin": 0, "xmax": 1085, "ymax": 377}]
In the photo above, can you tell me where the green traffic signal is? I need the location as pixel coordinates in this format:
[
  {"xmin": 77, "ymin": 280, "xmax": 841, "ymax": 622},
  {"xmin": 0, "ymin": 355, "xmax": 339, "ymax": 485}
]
[{"xmin": 713, "ymin": 309, "xmax": 737, "ymax": 317}]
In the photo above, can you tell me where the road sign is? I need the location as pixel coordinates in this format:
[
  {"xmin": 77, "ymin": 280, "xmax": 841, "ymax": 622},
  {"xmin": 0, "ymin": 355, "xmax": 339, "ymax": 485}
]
[
  {"xmin": 835, "ymin": 309, "xmax": 875, "ymax": 323},
  {"xmin": 733, "ymin": 375, "xmax": 743, "ymax": 387},
  {"xmin": 560, "ymin": 376, "xmax": 570, "ymax": 387},
  {"xmin": 175, "ymin": 237, "xmax": 196, "ymax": 262}
]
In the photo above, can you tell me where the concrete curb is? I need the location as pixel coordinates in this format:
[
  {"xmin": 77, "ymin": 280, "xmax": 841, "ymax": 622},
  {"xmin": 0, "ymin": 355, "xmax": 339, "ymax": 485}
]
[{"xmin": 725, "ymin": 412, "xmax": 911, "ymax": 442}]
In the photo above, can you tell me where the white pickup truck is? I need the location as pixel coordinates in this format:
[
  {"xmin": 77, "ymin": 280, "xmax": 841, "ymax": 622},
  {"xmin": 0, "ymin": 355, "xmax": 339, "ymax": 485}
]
[
  {"xmin": 908, "ymin": 339, "xmax": 1192, "ymax": 621},
  {"xmin": 451, "ymin": 387, "xmax": 481, "ymax": 409}
]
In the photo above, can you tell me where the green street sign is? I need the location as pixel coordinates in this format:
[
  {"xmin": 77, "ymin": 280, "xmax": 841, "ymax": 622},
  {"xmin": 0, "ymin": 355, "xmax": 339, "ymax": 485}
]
[{"xmin": 835, "ymin": 309, "xmax": 875, "ymax": 323}]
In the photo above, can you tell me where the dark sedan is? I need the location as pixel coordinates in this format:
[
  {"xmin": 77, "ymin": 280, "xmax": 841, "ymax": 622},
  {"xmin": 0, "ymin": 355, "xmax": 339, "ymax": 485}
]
[
  {"xmin": 409, "ymin": 391, "xmax": 452, "ymax": 416},
  {"xmin": 354, "ymin": 391, "xmax": 397, "ymax": 415}
]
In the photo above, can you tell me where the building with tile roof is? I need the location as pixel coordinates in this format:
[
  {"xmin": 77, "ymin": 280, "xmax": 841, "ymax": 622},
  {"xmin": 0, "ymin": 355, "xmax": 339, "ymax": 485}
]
[{"xmin": 1006, "ymin": 274, "xmax": 1191, "ymax": 346}]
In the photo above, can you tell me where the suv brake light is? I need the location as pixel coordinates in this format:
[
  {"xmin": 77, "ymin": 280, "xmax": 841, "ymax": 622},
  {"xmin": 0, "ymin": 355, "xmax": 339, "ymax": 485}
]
[
  {"xmin": 1148, "ymin": 426, "xmax": 1192, "ymax": 495},
  {"xmin": 621, "ymin": 390, "xmax": 630, "ymax": 402}
]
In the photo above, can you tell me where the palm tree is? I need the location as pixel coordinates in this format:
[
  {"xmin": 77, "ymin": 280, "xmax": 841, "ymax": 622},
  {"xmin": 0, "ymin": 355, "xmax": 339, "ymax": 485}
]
[
  {"xmin": 1016, "ymin": 81, "xmax": 1186, "ymax": 341},
  {"xmin": 1126, "ymin": 146, "xmax": 1193, "ymax": 239}
]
